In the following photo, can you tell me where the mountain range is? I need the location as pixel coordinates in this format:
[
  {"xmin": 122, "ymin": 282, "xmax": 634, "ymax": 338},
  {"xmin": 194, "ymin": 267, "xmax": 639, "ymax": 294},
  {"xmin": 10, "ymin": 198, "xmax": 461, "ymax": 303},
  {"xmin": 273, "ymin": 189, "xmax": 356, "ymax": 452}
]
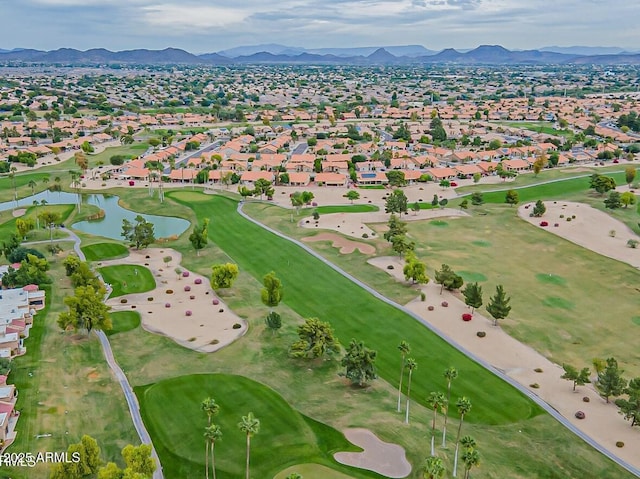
[{"xmin": 1, "ymin": 44, "xmax": 640, "ymax": 65}]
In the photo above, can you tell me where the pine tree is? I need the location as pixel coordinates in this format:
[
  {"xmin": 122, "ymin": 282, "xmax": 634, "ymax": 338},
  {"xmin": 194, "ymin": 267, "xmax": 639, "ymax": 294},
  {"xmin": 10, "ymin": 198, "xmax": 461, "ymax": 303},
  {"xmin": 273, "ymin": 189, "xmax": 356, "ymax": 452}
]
[{"xmin": 486, "ymin": 285, "xmax": 511, "ymax": 326}]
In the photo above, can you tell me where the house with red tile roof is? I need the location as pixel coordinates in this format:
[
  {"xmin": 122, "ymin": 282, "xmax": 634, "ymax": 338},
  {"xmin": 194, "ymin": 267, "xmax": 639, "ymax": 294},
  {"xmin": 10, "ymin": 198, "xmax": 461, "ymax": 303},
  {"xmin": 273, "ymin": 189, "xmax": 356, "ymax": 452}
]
[{"xmin": 314, "ymin": 172, "xmax": 348, "ymax": 186}]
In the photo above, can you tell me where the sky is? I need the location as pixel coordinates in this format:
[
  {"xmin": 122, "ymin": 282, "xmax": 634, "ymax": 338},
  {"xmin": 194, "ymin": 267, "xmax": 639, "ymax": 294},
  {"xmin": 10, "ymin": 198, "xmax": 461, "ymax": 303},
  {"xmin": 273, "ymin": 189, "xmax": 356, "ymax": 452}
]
[{"xmin": 1, "ymin": 0, "xmax": 638, "ymax": 53}]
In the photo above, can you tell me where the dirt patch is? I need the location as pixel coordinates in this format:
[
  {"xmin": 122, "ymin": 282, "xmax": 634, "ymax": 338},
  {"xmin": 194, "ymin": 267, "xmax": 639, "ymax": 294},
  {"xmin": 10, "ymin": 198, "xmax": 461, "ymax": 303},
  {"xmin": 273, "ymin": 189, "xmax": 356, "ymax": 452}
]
[
  {"xmin": 334, "ymin": 428, "xmax": 412, "ymax": 478},
  {"xmin": 302, "ymin": 233, "xmax": 376, "ymax": 255}
]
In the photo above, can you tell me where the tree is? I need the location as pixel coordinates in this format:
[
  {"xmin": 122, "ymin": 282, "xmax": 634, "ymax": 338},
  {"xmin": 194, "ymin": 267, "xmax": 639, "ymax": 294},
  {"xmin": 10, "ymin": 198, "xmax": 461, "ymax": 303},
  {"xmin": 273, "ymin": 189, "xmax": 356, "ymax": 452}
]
[
  {"xmin": 620, "ymin": 191, "xmax": 636, "ymax": 209},
  {"xmin": 261, "ymin": 271, "xmax": 283, "ymax": 309},
  {"xmin": 604, "ymin": 191, "xmax": 622, "ymax": 209},
  {"xmin": 189, "ymin": 219, "xmax": 209, "ymax": 255},
  {"xmin": 434, "ymin": 264, "xmax": 463, "ymax": 293},
  {"xmin": 121, "ymin": 134, "xmax": 134, "ymax": 145},
  {"xmin": 1, "ymin": 254, "xmax": 51, "ymax": 288},
  {"xmin": 201, "ymin": 397, "xmax": 220, "ymax": 426},
  {"xmin": 121, "ymin": 216, "xmax": 155, "ymax": 249},
  {"xmin": 385, "ymin": 189, "xmax": 408, "ymax": 215},
  {"xmin": 391, "ymin": 234, "xmax": 414, "ymax": 257},
  {"xmin": 204, "ymin": 424, "xmax": 222, "ymax": 479},
  {"xmin": 423, "ymin": 456, "xmax": 445, "ymax": 479},
  {"xmin": 462, "ymin": 446, "xmax": 480, "ymax": 479},
  {"xmin": 403, "ymin": 253, "xmax": 429, "ymax": 284},
  {"xmin": 404, "ymin": 358, "xmax": 417, "ymax": 424},
  {"xmin": 589, "ymin": 174, "xmax": 616, "ymax": 195},
  {"xmin": 386, "ymin": 170, "xmax": 406, "ymax": 187},
  {"xmin": 340, "ymin": 339, "xmax": 378, "ymax": 387},
  {"xmin": 78, "ymin": 434, "xmax": 102, "ymax": 476},
  {"xmin": 27, "ymin": 178, "xmax": 37, "ymax": 195},
  {"xmin": 486, "ymin": 285, "xmax": 511, "ymax": 326},
  {"xmin": 121, "ymin": 444, "xmax": 156, "ymax": 478},
  {"xmin": 625, "ymin": 166, "xmax": 637, "ymax": 187},
  {"xmin": 301, "ymin": 191, "xmax": 314, "ymax": 205},
  {"xmin": 453, "ymin": 397, "xmax": 472, "ymax": 478},
  {"xmin": 75, "ymin": 151, "xmax": 89, "ymax": 171},
  {"xmin": 505, "ymin": 189, "xmax": 519, "ymax": 206},
  {"xmin": 290, "ymin": 318, "xmax": 340, "ymax": 359},
  {"xmin": 461, "ymin": 283, "xmax": 483, "ymax": 314},
  {"xmin": 396, "ymin": 341, "xmax": 411, "ymax": 413},
  {"xmin": 97, "ymin": 462, "xmax": 123, "ymax": 479},
  {"xmin": 427, "ymin": 391, "xmax": 446, "ymax": 456},
  {"xmin": 411, "ymin": 202, "xmax": 421, "ymax": 215},
  {"xmin": 532, "ymin": 199, "xmax": 546, "ymax": 217},
  {"xmin": 290, "ymin": 191, "xmax": 304, "ymax": 214},
  {"xmin": 470, "ymin": 192, "xmax": 484, "ymax": 206},
  {"xmin": 38, "ymin": 209, "xmax": 61, "ymax": 245},
  {"xmin": 253, "ymin": 178, "xmax": 273, "ymax": 200},
  {"xmin": 384, "ymin": 214, "xmax": 407, "ymax": 242},
  {"xmin": 210, "ymin": 263, "xmax": 239, "ymax": 290},
  {"xmin": 57, "ymin": 285, "xmax": 112, "ymax": 334},
  {"xmin": 344, "ymin": 190, "xmax": 360, "ymax": 203},
  {"xmin": 431, "ymin": 194, "xmax": 439, "ymax": 207},
  {"xmin": 15, "ymin": 217, "xmax": 35, "ymax": 240},
  {"xmin": 597, "ymin": 357, "xmax": 626, "ymax": 403},
  {"xmin": 616, "ymin": 377, "xmax": 640, "ymax": 427},
  {"xmin": 561, "ymin": 364, "xmax": 591, "ymax": 391},
  {"xmin": 238, "ymin": 412, "xmax": 260, "ymax": 479},
  {"xmin": 533, "ymin": 155, "xmax": 547, "ymax": 176},
  {"xmin": 265, "ymin": 311, "xmax": 282, "ymax": 333},
  {"xmin": 438, "ymin": 198, "xmax": 448, "ymax": 209},
  {"xmin": 442, "ymin": 366, "xmax": 459, "ymax": 447}
]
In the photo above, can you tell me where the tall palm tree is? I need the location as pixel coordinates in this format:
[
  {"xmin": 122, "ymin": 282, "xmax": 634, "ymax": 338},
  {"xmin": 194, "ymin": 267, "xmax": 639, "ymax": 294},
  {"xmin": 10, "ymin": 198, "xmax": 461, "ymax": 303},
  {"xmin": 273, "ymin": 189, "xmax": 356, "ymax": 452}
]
[
  {"xmin": 404, "ymin": 358, "xmax": 417, "ymax": 424},
  {"xmin": 33, "ymin": 200, "xmax": 40, "ymax": 229},
  {"xmin": 423, "ymin": 456, "xmax": 445, "ymax": 479},
  {"xmin": 238, "ymin": 412, "xmax": 260, "ymax": 479},
  {"xmin": 204, "ymin": 424, "xmax": 222, "ymax": 479},
  {"xmin": 442, "ymin": 366, "xmax": 458, "ymax": 447},
  {"xmin": 201, "ymin": 398, "xmax": 219, "ymax": 479},
  {"xmin": 28, "ymin": 179, "xmax": 37, "ymax": 196},
  {"xmin": 453, "ymin": 397, "xmax": 472, "ymax": 478},
  {"xmin": 397, "ymin": 341, "xmax": 411, "ymax": 412},
  {"xmin": 461, "ymin": 444, "xmax": 480, "ymax": 479},
  {"xmin": 427, "ymin": 391, "xmax": 446, "ymax": 456}
]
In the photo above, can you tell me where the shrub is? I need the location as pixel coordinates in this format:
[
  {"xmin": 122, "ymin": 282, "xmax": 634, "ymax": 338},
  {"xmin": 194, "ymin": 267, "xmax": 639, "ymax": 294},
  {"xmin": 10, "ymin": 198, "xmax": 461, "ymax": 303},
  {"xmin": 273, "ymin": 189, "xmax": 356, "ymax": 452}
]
[
  {"xmin": 147, "ymin": 297, "xmax": 153, "ymax": 301},
  {"xmin": 616, "ymin": 441, "xmax": 624, "ymax": 448},
  {"xmin": 190, "ymin": 295, "xmax": 195, "ymax": 300},
  {"xmin": 462, "ymin": 313, "xmax": 472, "ymax": 321},
  {"xmin": 566, "ymin": 217, "xmax": 572, "ymax": 222},
  {"xmin": 120, "ymin": 298, "xmax": 128, "ymax": 304},
  {"xmin": 554, "ymin": 223, "xmax": 559, "ymax": 227},
  {"xmin": 477, "ymin": 331, "xmax": 486, "ymax": 338},
  {"xmin": 188, "ymin": 337, "xmax": 196, "ymax": 342},
  {"xmin": 212, "ymin": 298, "xmax": 219, "ymax": 305},
  {"xmin": 185, "ymin": 310, "xmax": 192, "ymax": 317},
  {"xmin": 529, "ymin": 383, "xmax": 540, "ymax": 389},
  {"xmin": 184, "ymin": 285, "xmax": 191, "ymax": 292},
  {"xmin": 194, "ymin": 278, "xmax": 203, "ymax": 285},
  {"xmin": 583, "ymin": 396, "xmax": 590, "ymax": 402},
  {"xmin": 233, "ymin": 323, "xmax": 242, "ymax": 329},
  {"xmin": 534, "ymin": 368, "xmax": 543, "ymax": 373},
  {"xmin": 559, "ymin": 214, "xmax": 564, "ymax": 218},
  {"xmin": 166, "ymin": 289, "xmax": 173, "ymax": 294},
  {"xmin": 165, "ymin": 303, "xmax": 171, "ymax": 308},
  {"xmin": 539, "ymin": 221, "xmax": 549, "ymax": 227},
  {"xmin": 210, "ymin": 339, "xmax": 219, "ymax": 345},
  {"xmin": 572, "ymin": 215, "xmax": 576, "ymax": 219},
  {"xmin": 627, "ymin": 239, "xmax": 639, "ymax": 249},
  {"xmin": 420, "ymin": 292, "xmax": 426, "ymax": 302},
  {"xmin": 441, "ymin": 301, "xmax": 449, "ymax": 307},
  {"xmin": 182, "ymin": 271, "xmax": 190, "ymax": 277},
  {"xmin": 131, "ymin": 305, "xmax": 136, "ymax": 309},
  {"xmin": 362, "ymin": 233, "xmax": 369, "ymax": 238},
  {"xmin": 575, "ymin": 411, "xmax": 585, "ymax": 419},
  {"xmin": 387, "ymin": 265, "xmax": 394, "ymax": 270},
  {"xmin": 609, "ymin": 229, "xmax": 617, "ymax": 238},
  {"xmin": 427, "ymin": 305, "xmax": 434, "ymax": 311}
]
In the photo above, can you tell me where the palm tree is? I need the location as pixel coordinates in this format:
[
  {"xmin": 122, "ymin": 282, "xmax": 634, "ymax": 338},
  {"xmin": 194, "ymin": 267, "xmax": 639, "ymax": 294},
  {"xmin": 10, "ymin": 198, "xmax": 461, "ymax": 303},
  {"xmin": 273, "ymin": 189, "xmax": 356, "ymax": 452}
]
[
  {"xmin": 404, "ymin": 358, "xmax": 417, "ymax": 424},
  {"xmin": 33, "ymin": 200, "xmax": 40, "ymax": 229},
  {"xmin": 42, "ymin": 176, "xmax": 49, "ymax": 191},
  {"xmin": 423, "ymin": 456, "xmax": 445, "ymax": 479},
  {"xmin": 238, "ymin": 412, "xmax": 260, "ymax": 479},
  {"xmin": 427, "ymin": 391, "xmax": 446, "ymax": 456},
  {"xmin": 442, "ymin": 366, "xmax": 458, "ymax": 447},
  {"xmin": 201, "ymin": 397, "xmax": 219, "ymax": 479},
  {"xmin": 28, "ymin": 179, "xmax": 37, "ymax": 196},
  {"xmin": 204, "ymin": 424, "xmax": 222, "ymax": 479},
  {"xmin": 461, "ymin": 441, "xmax": 480, "ymax": 479},
  {"xmin": 397, "ymin": 340, "xmax": 411, "ymax": 412},
  {"xmin": 453, "ymin": 397, "xmax": 472, "ymax": 477}
]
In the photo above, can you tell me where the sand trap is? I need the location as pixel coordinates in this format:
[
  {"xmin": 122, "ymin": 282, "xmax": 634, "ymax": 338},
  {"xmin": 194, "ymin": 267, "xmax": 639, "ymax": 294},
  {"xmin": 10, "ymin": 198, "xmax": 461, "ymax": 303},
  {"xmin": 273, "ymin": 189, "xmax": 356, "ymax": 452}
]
[
  {"xmin": 302, "ymin": 232, "xmax": 376, "ymax": 255},
  {"xmin": 519, "ymin": 201, "xmax": 640, "ymax": 268},
  {"xmin": 367, "ymin": 256, "xmax": 407, "ymax": 281},
  {"xmin": 12, "ymin": 208, "xmax": 26, "ymax": 217},
  {"xmin": 102, "ymin": 248, "xmax": 246, "ymax": 352},
  {"xmin": 334, "ymin": 428, "xmax": 411, "ymax": 478},
  {"xmin": 300, "ymin": 208, "xmax": 468, "ymax": 239},
  {"xmin": 366, "ymin": 260, "xmax": 640, "ymax": 468}
]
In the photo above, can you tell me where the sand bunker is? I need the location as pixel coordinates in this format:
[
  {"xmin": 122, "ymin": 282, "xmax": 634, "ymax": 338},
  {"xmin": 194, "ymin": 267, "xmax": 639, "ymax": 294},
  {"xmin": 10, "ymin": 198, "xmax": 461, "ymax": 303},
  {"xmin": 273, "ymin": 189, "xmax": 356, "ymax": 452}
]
[
  {"xmin": 103, "ymin": 248, "xmax": 246, "ymax": 352},
  {"xmin": 334, "ymin": 428, "xmax": 411, "ymax": 478},
  {"xmin": 12, "ymin": 208, "xmax": 26, "ymax": 217},
  {"xmin": 302, "ymin": 232, "xmax": 375, "ymax": 254},
  {"xmin": 519, "ymin": 201, "xmax": 640, "ymax": 268},
  {"xmin": 300, "ymin": 208, "xmax": 468, "ymax": 239}
]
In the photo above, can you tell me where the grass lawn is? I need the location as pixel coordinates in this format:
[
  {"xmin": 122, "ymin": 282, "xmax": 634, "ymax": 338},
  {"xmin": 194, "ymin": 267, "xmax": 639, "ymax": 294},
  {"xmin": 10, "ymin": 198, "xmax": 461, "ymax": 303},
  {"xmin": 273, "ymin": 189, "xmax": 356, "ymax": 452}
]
[
  {"xmin": 0, "ymin": 172, "xmax": 53, "ymax": 203},
  {"xmin": 98, "ymin": 264, "xmax": 155, "ymax": 297},
  {"xmin": 275, "ymin": 464, "xmax": 357, "ymax": 479},
  {"xmin": 170, "ymin": 191, "xmax": 538, "ymax": 426},
  {"xmin": 87, "ymin": 143, "xmax": 149, "ymax": 168},
  {"xmin": 82, "ymin": 242, "xmax": 129, "ymax": 261},
  {"xmin": 0, "ymin": 204, "xmax": 75, "ymax": 244},
  {"xmin": 107, "ymin": 311, "xmax": 141, "ymax": 336},
  {"xmin": 137, "ymin": 374, "xmax": 375, "ymax": 479},
  {"xmin": 493, "ymin": 120, "xmax": 575, "ymax": 138}
]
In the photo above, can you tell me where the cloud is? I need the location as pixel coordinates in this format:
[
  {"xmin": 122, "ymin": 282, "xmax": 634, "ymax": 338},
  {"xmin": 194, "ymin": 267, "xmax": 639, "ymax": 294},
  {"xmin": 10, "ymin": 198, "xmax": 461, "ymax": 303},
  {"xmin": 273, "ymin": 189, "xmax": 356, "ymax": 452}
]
[{"xmin": 140, "ymin": 4, "xmax": 249, "ymax": 29}]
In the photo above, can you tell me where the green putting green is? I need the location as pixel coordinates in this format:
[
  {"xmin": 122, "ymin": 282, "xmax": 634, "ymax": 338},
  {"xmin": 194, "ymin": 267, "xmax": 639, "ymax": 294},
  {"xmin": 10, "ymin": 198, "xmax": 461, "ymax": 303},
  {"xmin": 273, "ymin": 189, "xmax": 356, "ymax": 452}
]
[
  {"xmin": 632, "ymin": 316, "xmax": 640, "ymax": 326},
  {"xmin": 429, "ymin": 219, "xmax": 448, "ymax": 227},
  {"xmin": 82, "ymin": 242, "xmax": 129, "ymax": 261},
  {"xmin": 535, "ymin": 273, "xmax": 567, "ymax": 286},
  {"xmin": 98, "ymin": 264, "xmax": 155, "ymax": 297},
  {"xmin": 106, "ymin": 311, "xmax": 140, "ymax": 336},
  {"xmin": 458, "ymin": 271, "xmax": 488, "ymax": 283},
  {"xmin": 170, "ymin": 192, "xmax": 540, "ymax": 426},
  {"xmin": 275, "ymin": 464, "xmax": 357, "ymax": 479},
  {"xmin": 136, "ymin": 374, "xmax": 369, "ymax": 479},
  {"xmin": 471, "ymin": 240, "xmax": 492, "ymax": 247},
  {"xmin": 542, "ymin": 296, "xmax": 575, "ymax": 310}
]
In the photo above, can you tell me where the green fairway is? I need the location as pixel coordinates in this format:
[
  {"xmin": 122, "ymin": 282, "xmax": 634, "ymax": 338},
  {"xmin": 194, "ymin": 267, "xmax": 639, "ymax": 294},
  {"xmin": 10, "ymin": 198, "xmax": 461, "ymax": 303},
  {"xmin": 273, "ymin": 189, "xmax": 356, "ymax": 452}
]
[
  {"xmin": 170, "ymin": 191, "xmax": 539, "ymax": 425},
  {"xmin": 0, "ymin": 172, "xmax": 52, "ymax": 202},
  {"xmin": 87, "ymin": 143, "xmax": 149, "ymax": 168},
  {"xmin": 137, "ymin": 374, "xmax": 373, "ymax": 479},
  {"xmin": 82, "ymin": 242, "xmax": 129, "ymax": 261},
  {"xmin": 457, "ymin": 271, "xmax": 487, "ymax": 283},
  {"xmin": 536, "ymin": 273, "xmax": 567, "ymax": 286},
  {"xmin": 98, "ymin": 264, "xmax": 155, "ymax": 297},
  {"xmin": 275, "ymin": 464, "xmax": 357, "ymax": 479},
  {"xmin": 107, "ymin": 311, "xmax": 141, "ymax": 335}
]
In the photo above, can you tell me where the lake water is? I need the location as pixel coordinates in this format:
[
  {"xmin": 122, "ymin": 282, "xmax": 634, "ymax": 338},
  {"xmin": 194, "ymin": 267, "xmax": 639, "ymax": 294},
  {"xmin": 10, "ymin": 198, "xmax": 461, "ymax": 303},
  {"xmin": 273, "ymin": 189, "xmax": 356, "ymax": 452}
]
[{"xmin": 0, "ymin": 191, "xmax": 189, "ymax": 241}]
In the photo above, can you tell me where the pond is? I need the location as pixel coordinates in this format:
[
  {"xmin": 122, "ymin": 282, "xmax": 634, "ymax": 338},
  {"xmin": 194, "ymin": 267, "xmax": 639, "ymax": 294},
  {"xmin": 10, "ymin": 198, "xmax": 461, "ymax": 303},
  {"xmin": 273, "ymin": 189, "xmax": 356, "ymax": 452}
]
[{"xmin": 0, "ymin": 191, "xmax": 189, "ymax": 241}]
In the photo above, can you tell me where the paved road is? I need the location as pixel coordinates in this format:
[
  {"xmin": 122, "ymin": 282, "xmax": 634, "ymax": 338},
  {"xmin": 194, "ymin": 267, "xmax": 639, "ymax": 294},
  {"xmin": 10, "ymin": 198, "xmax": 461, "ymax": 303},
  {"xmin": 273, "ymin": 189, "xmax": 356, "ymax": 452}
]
[
  {"xmin": 236, "ymin": 202, "xmax": 640, "ymax": 479},
  {"xmin": 66, "ymin": 230, "xmax": 164, "ymax": 479}
]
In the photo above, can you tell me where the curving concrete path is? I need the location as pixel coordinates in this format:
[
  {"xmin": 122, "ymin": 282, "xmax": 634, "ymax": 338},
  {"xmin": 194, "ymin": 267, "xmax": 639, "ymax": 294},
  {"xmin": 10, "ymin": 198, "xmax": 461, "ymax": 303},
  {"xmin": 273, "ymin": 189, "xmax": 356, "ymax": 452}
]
[{"xmin": 237, "ymin": 201, "xmax": 640, "ymax": 479}]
